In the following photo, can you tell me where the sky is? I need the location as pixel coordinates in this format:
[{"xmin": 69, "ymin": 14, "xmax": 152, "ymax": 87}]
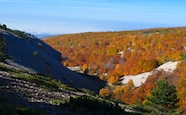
[{"xmin": 0, "ymin": 0, "xmax": 186, "ymax": 37}]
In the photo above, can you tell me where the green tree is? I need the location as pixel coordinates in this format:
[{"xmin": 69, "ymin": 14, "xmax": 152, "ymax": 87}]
[
  {"xmin": 146, "ymin": 77, "xmax": 180, "ymax": 114},
  {"xmin": 2, "ymin": 24, "xmax": 7, "ymax": 30},
  {"xmin": 181, "ymin": 52, "xmax": 186, "ymax": 61}
]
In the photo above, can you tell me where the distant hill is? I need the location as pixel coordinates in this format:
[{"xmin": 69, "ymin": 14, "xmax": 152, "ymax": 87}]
[
  {"xmin": 44, "ymin": 27, "xmax": 186, "ymax": 113},
  {"xmin": 44, "ymin": 27, "xmax": 186, "ymax": 81},
  {"xmin": 0, "ymin": 25, "xmax": 104, "ymax": 93}
]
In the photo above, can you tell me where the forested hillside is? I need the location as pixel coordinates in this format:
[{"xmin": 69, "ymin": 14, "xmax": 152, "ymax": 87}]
[
  {"xmin": 44, "ymin": 27, "xmax": 186, "ymax": 81},
  {"xmin": 44, "ymin": 27, "xmax": 186, "ymax": 113}
]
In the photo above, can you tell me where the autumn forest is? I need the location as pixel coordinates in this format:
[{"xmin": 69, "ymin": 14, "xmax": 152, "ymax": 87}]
[{"xmin": 44, "ymin": 27, "xmax": 186, "ymax": 113}]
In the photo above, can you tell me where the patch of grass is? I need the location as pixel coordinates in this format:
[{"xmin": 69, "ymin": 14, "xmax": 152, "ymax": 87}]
[
  {"xmin": 0, "ymin": 63, "xmax": 77, "ymax": 91},
  {"xmin": 50, "ymin": 99, "xmax": 69, "ymax": 105},
  {"xmin": 130, "ymin": 104, "xmax": 149, "ymax": 114},
  {"xmin": 12, "ymin": 71, "xmax": 77, "ymax": 91},
  {"xmin": 0, "ymin": 63, "xmax": 15, "ymax": 73},
  {"xmin": 81, "ymin": 88, "xmax": 94, "ymax": 95}
]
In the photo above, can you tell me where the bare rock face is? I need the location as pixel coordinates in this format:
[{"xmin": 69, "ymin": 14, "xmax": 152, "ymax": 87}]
[
  {"xmin": 121, "ymin": 61, "xmax": 179, "ymax": 87},
  {"xmin": 0, "ymin": 29, "xmax": 105, "ymax": 93}
]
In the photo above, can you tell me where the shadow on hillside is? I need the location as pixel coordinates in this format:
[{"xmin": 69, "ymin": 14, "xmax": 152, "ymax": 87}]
[
  {"xmin": 0, "ymin": 76, "xmax": 139, "ymax": 115},
  {"xmin": 77, "ymin": 72, "xmax": 107, "ymax": 93},
  {"xmin": 0, "ymin": 76, "xmax": 62, "ymax": 114}
]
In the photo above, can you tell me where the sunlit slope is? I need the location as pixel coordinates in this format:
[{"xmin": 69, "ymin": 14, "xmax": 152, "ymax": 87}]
[{"xmin": 44, "ymin": 27, "xmax": 186, "ymax": 83}]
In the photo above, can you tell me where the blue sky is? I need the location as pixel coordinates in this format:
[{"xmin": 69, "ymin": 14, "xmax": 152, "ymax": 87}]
[{"xmin": 0, "ymin": 0, "xmax": 186, "ymax": 37}]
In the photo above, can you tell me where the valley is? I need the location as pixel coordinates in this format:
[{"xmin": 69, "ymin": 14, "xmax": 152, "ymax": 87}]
[
  {"xmin": 1, "ymin": 0, "xmax": 185, "ymax": 114},
  {"xmin": 0, "ymin": 24, "xmax": 186, "ymax": 114}
]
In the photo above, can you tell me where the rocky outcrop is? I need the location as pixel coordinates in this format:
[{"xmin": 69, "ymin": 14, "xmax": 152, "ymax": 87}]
[{"xmin": 121, "ymin": 61, "xmax": 180, "ymax": 87}]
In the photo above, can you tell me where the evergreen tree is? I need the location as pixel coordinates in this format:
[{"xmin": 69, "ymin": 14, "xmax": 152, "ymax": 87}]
[{"xmin": 146, "ymin": 77, "xmax": 180, "ymax": 114}]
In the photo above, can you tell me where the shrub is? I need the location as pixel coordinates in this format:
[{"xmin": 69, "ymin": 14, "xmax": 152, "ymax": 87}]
[
  {"xmin": 33, "ymin": 51, "xmax": 38, "ymax": 57},
  {"xmin": 99, "ymin": 88, "xmax": 112, "ymax": 97},
  {"xmin": 50, "ymin": 99, "xmax": 68, "ymax": 105},
  {"xmin": 60, "ymin": 96, "xmax": 130, "ymax": 115}
]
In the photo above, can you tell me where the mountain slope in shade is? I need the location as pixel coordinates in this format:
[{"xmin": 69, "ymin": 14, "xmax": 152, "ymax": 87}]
[{"xmin": 0, "ymin": 29, "xmax": 104, "ymax": 93}]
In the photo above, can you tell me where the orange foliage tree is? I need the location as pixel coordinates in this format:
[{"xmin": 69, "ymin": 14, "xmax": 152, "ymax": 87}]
[{"xmin": 99, "ymin": 88, "xmax": 112, "ymax": 98}]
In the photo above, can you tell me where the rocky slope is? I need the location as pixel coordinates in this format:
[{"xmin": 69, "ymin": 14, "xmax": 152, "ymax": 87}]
[
  {"xmin": 0, "ymin": 62, "xmax": 138, "ymax": 115},
  {"xmin": 0, "ymin": 28, "xmax": 105, "ymax": 92},
  {"xmin": 0, "ymin": 61, "xmax": 80, "ymax": 113}
]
